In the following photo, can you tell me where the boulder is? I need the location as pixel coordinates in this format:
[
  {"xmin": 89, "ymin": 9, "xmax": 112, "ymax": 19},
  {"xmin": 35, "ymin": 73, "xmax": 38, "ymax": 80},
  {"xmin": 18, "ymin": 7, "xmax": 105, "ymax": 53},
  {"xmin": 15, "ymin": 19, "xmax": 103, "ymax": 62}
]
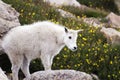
[
  {"xmin": 0, "ymin": 0, "xmax": 20, "ymax": 54},
  {"xmin": 43, "ymin": 0, "xmax": 81, "ymax": 7},
  {"xmin": 83, "ymin": 18, "xmax": 104, "ymax": 27},
  {"xmin": 0, "ymin": 67, "xmax": 8, "ymax": 80},
  {"xmin": 106, "ymin": 12, "xmax": 120, "ymax": 28},
  {"xmin": 56, "ymin": 9, "xmax": 76, "ymax": 18},
  {"xmin": 24, "ymin": 70, "xmax": 98, "ymax": 80},
  {"xmin": 100, "ymin": 27, "xmax": 120, "ymax": 45}
]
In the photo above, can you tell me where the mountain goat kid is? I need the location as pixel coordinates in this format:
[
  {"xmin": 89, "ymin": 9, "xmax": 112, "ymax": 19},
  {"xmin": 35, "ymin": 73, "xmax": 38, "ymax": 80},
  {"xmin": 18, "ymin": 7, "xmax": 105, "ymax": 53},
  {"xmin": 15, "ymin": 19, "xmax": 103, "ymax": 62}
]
[{"xmin": 2, "ymin": 21, "xmax": 82, "ymax": 80}]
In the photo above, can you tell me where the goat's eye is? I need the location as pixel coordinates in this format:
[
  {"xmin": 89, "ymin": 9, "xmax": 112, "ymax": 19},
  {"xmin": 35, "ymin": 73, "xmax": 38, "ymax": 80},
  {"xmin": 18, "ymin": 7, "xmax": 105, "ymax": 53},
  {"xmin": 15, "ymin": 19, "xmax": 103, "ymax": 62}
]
[{"xmin": 69, "ymin": 36, "xmax": 72, "ymax": 39}]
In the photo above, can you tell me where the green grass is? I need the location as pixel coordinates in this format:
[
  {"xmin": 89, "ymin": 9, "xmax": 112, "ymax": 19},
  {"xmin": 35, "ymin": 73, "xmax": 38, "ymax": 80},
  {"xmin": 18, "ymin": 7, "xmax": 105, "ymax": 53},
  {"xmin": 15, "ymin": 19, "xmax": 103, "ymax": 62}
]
[
  {"xmin": 77, "ymin": 0, "xmax": 119, "ymax": 14},
  {"xmin": 2, "ymin": 0, "xmax": 120, "ymax": 80},
  {"xmin": 61, "ymin": 6, "xmax": 108, "ymax": 18}
]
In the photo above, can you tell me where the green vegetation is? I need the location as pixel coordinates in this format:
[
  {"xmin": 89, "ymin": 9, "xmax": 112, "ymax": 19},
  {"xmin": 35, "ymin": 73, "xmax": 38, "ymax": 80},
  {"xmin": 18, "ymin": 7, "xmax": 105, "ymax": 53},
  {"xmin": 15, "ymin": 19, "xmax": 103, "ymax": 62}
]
[
  {"xmin": 77, "ymin": 0, "xmax": 119, "ymax": 14},
  {"xmin": 2, "ymin": 0, "xmax": 120, "ymax": 80},
  {"xmin": 61, "ymin": 6, "xmax": 108, "ymax": 18}
]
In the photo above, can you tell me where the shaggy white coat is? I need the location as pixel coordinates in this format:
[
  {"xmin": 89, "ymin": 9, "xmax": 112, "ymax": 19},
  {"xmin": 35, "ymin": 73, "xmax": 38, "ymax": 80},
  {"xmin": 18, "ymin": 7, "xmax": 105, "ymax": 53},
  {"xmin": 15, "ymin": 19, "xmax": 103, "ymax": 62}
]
[
  {"xmin": 2, "ymin": 21, "xmax": 82, "ymax": 80},
  {"xmin": 0, "ymin": 68, "xmax": 8, "ymax": 80}
]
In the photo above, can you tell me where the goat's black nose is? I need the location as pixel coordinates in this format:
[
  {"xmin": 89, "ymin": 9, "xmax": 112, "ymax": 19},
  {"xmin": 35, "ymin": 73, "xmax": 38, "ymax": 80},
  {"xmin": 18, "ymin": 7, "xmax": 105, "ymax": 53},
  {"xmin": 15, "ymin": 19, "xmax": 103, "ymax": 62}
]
[{"xmin": 74, "ymin": 47, "xmax": 77, "ymax": 50}]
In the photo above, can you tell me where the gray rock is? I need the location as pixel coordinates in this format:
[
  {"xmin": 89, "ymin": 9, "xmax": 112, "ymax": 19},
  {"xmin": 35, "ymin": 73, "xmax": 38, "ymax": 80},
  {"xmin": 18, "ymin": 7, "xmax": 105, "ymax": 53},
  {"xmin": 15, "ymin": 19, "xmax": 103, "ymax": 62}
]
[
  {"xmin": 24, "ymin": 70, "xmax": 95, "ymax": 80},
  {"xmin": 83, "ymin": 18, "xmax": 104, "ymax": 27},
  {"xmin": 43, "ymin": 0, "xmax": 81, "ymax": 7},
  {"xmin": 56, "ymin": 9, "xmax": 76, "ymax": 18},
  {"xmin": 106, "ymin": 12, "xmax": 120, "ymax": 28},
  {"xmin": 0, "ymin": 0, "xmax": 20, "ymax": 53},
  {"xmin": 100, "ymin": 27, "xmax": 120, "ymax": 45}
]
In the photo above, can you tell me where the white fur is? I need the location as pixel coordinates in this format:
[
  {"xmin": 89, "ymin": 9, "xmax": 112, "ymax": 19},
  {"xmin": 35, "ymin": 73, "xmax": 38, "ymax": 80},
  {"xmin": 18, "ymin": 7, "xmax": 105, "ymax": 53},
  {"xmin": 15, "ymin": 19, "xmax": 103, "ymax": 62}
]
[
  {"xmin": 0, "ymin": 68, "xmax": 8, "ymax": 80},
  {"xmin": 2, "ymin": 21, "xmax": 82, "ymax": 80}
]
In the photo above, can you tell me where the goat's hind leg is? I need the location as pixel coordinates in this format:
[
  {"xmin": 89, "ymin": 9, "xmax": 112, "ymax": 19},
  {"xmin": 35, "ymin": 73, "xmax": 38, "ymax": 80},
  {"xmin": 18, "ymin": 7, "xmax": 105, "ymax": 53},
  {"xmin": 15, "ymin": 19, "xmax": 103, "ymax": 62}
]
[
  {"xmin": 21, "ymin": 55, "xmax": 31, "ymax": 79},
  {"xmin": 10, "ymin": 54, "xmax": 23, "ymax": 80},
  {"xmin": 11, "ymin": 64, "xmax": 21, "ymax": 80}
]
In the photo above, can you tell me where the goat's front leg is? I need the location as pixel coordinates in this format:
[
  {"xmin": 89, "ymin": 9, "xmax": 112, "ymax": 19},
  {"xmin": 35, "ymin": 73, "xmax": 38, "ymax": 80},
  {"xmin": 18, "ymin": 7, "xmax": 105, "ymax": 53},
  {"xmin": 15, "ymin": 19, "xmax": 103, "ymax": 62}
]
[
  {"xmin": 21, "ymin": 56, "xmax": 31, "ymax": 79},
  {"xmin": 41, "ymin": 54, "xmax": 52, "ymax": 70},
  {"xmin": 50, "ymin": 55, "xmax": 54, "ymax": 67}
]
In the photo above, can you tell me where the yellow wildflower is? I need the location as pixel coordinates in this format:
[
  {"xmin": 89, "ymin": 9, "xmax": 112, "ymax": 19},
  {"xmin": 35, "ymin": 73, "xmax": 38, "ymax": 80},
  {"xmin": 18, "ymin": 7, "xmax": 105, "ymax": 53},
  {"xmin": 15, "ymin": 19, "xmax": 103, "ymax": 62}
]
[
  {"xmin": 110, "ymin": 61, "xmax": 113, "ymax": 64},
  {"xmin": 82, "ymin": 37, "xmax": 87, "ymax": 41}
]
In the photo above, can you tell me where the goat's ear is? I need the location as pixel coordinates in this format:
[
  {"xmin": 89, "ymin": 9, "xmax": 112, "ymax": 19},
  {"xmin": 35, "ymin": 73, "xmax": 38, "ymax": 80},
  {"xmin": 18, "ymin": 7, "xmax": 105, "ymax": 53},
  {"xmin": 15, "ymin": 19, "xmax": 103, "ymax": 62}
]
[
  {"xmin": 65, "ymin": 27, "xmax": 68, "ymax": 33},
  {"xmin": 76, "ymin": 29, "xmax": 83, "ymax": 33}
]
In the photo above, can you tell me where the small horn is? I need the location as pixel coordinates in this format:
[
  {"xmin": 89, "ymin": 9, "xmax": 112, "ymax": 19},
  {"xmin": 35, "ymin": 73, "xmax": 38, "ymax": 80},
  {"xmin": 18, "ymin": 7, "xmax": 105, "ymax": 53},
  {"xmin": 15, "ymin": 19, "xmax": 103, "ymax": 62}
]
[
  {"xmin": 76, "ymin": 29, "xmax": 83, "ymax": 33},
  {"xmin": 65, "ymin": 27, "xmax": 68, "ymax": 33}
]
